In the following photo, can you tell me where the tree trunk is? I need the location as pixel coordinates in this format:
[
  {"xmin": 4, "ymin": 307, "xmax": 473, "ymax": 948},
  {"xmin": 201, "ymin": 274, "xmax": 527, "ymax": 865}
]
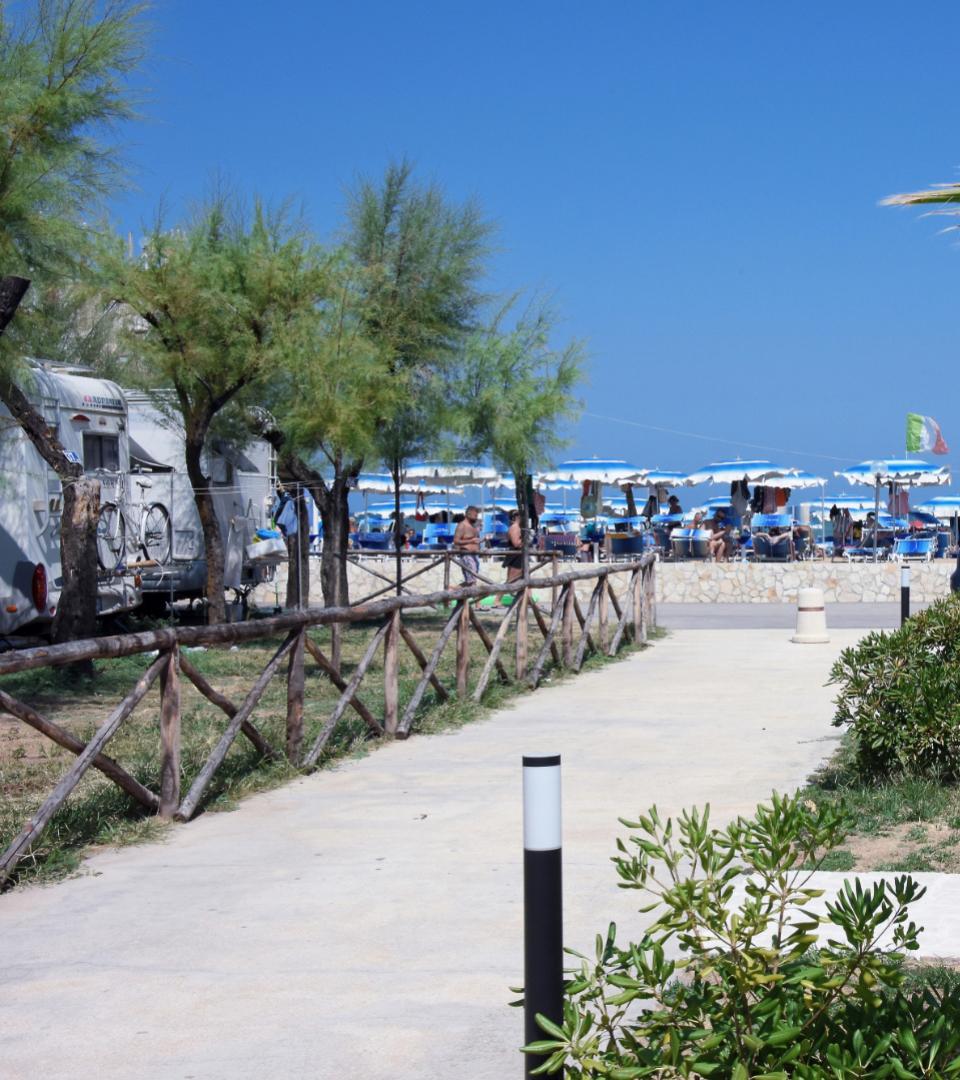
[
  {"xmin": 391, "ymin": 457, "xmax": 403, "ymax": 595},
  {"xmin": 284, "ymin": 488, "xmax": 310, "ymax": 609},
  {"xmin": 184, "ymin": 433, "xmax": 226, "ymax": 625},
  {"xmin": 0, "ymin": 279, "xmax": 102, "ymax": 642},
  {"xmin": 52, "ymin": 476, "xmax": 102, "ymax": 642},
  {"xmin": 316, "ymin": 475, "xmax": 351, "ymax": 607},
  {"xmin": 0, "ymin": 277, "xmax": 30, "ymax": 333}
]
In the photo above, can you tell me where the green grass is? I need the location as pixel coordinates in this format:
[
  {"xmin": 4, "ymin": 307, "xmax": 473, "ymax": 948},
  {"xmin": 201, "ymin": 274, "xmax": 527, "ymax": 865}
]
[
  {"xmin": 0, "ymin": 605, "xmax": 658, "ymax": 889},
  {"xmin": 803, "ymin": 736, "xmax": 960, "ymax": 873}
]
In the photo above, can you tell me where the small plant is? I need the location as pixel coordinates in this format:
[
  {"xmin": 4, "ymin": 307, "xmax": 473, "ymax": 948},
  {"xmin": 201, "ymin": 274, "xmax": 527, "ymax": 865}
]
[
  {"xmin": 524, "ymin": 792, "xmax": 960, "ymax": 1077},
  {"xmin": 830, "ymin": 593, "xmax": 960, "ymax": 780}
]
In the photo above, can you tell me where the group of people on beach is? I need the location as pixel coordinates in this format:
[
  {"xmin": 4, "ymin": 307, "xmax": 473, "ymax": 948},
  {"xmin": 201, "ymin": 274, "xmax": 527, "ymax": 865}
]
[{"xmin": 451, "ymin": 506, "xmax": 525, "ymax": 586}]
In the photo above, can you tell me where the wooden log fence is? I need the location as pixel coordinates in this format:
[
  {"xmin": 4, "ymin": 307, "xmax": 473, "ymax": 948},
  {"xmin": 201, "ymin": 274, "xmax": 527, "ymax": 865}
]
[{"xmin": 0, "ymin": 556, "xmax": 655, "ymax": 887}]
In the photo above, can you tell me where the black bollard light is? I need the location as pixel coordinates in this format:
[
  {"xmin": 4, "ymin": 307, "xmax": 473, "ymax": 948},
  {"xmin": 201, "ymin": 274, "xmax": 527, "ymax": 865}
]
[
  {"xmin": 523, "ymin": 753, "xmax": 563, "ymax": 1078},
  {"xmin": 951, "ymin": 552, "xmax": 960, "ymax": 595},
  {"xmin": 901, "ymin": 564, "xmax": 911, "ymax": 626}
]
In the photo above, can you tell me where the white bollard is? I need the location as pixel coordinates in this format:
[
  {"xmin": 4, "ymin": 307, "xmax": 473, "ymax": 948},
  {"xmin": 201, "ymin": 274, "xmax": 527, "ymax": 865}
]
[{"xmin": 792, "ymin": 586, "xmax": 829, "ymax": 644}]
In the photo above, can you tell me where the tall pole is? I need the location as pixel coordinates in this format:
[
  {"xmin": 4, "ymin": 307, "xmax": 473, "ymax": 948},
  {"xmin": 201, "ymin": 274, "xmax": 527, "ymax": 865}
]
[{"xmin": 523, "ymin": 753, "xmax": 563, "ymax": 1078}]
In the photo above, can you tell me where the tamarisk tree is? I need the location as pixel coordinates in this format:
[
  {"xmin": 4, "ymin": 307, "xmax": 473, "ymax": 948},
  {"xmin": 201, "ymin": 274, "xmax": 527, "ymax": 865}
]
[
  {"xmin": 104, "ymin": 197, "xmax": 324, "ymax": 623},
  {"xmin": 452, "ymin": 302, "xmax": 584, "ymax": 576},
  {"xmin": 347, "ymin": 161, "xmax": 491, "ymax": 592},
  {"xmin": 0, "ymin": 0, "xmax": 145, "ymax": 640}
]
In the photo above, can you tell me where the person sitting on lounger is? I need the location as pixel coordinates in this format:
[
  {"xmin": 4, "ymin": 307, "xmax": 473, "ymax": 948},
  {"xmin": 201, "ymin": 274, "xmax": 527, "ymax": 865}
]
[{"xmin": 708, "ymin": 508, "xmax": 733, "ymax": 561}]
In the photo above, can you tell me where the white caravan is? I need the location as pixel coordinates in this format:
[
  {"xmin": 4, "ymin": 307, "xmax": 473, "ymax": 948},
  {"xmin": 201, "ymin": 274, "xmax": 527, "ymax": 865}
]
[
  {"xmin": 117, "ymin": 391, "xmax": 279, "ymax": 610},
  {"xmin": 0, "ymin": 363, "xmax": 140, "ymax": 638}
]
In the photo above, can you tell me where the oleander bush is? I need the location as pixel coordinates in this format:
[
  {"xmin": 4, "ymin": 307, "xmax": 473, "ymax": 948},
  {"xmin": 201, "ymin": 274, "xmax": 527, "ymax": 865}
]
[
  {"xmin": 522, "ymin": 792, "xmax": 960, "ymax": 1078},
  {"xmin": 830, "ymin": 593, "xmax": 960, "ymax": 781}
]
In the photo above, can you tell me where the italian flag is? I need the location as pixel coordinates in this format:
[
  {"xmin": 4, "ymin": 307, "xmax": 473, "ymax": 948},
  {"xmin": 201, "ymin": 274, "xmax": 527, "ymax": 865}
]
[{"xmin": 906, "ymin": 413, "xmax": 949, "ymax": 455}]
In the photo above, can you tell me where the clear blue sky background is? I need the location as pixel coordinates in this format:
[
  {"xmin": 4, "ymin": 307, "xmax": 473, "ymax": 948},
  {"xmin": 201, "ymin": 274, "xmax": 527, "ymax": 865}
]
[{"xmin": 111, "ymin": 1, "xmax": 960, "ymax": 488}]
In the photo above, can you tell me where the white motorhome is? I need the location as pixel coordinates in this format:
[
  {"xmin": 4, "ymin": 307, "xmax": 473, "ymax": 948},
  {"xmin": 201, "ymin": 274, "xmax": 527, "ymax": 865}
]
[
  {"xmin": 0, "ymin": 363, "xmax": 140, "ymax": 638},
  {"xmin": 120, "ymin": 391, "xmax": 279, "ymax": 609}
]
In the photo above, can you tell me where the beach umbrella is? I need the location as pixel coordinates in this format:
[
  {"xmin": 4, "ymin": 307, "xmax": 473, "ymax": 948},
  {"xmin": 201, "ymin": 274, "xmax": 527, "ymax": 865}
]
[
  {"xmin": 835, "ymin": 459, "xmax": 951, "ymax": 487},
  {"xmin": 540, "ymin": 459, "xmax": 644, "ymax": 484},
  {"xmin": 835, "ymin": 460, "xmax": 952, "ymax": 561},
  {"xmin": 404, "ymin": 460, "xmax": 501, "ymax": 484},
  {"xmin": 684, "ymin": 460, "xmax": 802, "ymax": 486},
  {"xmin": 640, "ymin": 469, "xmax": 688, "ymax": 487},
  {"xmin": 354, "ymin": 472, "xmax": 463, "ymax": 495},
  {"xmin": 916, "ymin": 495, "xmax": 960, "ymax": 516},
  {"xmin": 369, "ymin": 497, "xmax": 462, "ymax": 518}
]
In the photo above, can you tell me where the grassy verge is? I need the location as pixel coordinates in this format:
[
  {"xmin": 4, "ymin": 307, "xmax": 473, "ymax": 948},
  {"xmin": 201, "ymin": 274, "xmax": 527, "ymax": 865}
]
[
  {"xmin": 803, "ymin": 737, "xmax": 960, "ymax": 873},
  {"xmin": 0, "ymin": 607, "xmax": 663, "ymax": 889}
]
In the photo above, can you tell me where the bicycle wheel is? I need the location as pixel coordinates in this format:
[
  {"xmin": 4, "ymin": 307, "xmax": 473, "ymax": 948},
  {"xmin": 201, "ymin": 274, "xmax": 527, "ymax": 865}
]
[
  {"xmin": 140, "ymin": 503, "xmax": 171, "ymax": 564},
  {"xmin": 97, "ymin": 503, "xmax": 126, "ymax": 571}
]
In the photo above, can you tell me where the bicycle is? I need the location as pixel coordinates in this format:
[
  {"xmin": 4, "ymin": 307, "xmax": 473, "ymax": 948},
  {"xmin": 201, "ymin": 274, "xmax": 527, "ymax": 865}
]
[{"xmin": 97, "ymin": 474, "xmax": 172, "ymax": 571}]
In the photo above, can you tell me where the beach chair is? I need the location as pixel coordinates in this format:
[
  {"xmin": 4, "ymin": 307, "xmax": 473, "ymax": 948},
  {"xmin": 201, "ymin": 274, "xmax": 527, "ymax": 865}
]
[
  {"xmin": 421, "ymin": 522, "xmax": 455, "ymax": 550},
  {"xmin": 356, "ymin": 531, "xmax": 391, "ymax": 552},
  {"xmin": 543, "ymin": 532, "xmax": 579, "ymax": 559},
  {"xmin": 670, "ymin": 527, "xmax": 693, "ymax": 559},
  {"xmin": 892, "ymin": 536, "xmax": 935, "ymax": 562}
]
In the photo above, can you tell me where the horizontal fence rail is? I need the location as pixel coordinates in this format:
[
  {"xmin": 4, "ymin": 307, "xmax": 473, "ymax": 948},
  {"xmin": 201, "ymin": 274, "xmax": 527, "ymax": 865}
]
[{"xmin": 0, "ymin": 556, "xmax": 655, "ymax": 887}]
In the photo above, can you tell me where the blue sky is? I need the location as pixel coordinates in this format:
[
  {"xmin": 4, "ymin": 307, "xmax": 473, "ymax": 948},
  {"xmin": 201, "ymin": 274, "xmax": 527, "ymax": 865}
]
[{"xmin": 111, "ymin": 1, "xmax": 960, "ymax": 488}]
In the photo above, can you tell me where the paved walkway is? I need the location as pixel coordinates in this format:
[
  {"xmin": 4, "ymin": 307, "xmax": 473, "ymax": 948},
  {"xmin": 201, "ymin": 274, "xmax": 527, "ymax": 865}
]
[{"xmin": 0, "ymin": 625, "xmax": 952, "ymax": 1079}]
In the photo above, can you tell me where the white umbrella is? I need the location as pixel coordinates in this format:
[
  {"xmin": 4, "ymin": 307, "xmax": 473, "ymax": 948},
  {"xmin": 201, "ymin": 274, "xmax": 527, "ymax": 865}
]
[
  {"xmin": 404, "ymin": 460, "xmax": 501, "ymax": 484},
  {"xmin": 835, "ymin": 460, "xmax": 952, "ymax": 561},
  {"xmin": 685, "ymin": 459, "xmax": 802, "ymax": 486},
  {"xmin": 354, "ymin": 473, "xmax": 463, "ymax": 495},
  {"xmin": 540, "ymin": 459, "xmax": 644, "ymax": 484}
]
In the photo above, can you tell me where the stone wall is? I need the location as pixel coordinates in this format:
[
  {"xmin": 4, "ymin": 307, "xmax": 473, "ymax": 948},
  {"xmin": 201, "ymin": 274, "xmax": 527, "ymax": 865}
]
[
  {"xmin": 252, "ymin": 554, "xmax": 954, "ymax": 610},
  {"xmin": 655, "ymin": 559, "xmax": 953, "ymax": 604}
]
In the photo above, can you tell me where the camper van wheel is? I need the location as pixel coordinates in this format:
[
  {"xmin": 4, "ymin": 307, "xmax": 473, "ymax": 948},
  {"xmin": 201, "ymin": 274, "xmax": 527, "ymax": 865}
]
[{"xmin": 97, "ymin": 503, "xmax": 127, "ymax": 571}]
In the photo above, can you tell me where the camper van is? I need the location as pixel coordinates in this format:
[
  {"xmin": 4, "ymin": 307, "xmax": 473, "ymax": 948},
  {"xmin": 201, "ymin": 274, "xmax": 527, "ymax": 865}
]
[
  {"xmin": 120, "ymin": 391, "xmax": 279, "ymax": 610},
  {"xmin": 0, "ymin": 363, "xmax": 140, "ymax": 638}
]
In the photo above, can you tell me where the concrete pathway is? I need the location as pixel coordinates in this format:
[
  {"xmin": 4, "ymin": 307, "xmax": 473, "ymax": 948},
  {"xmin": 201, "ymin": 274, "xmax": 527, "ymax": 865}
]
[
  {"xmin": 0, "ymin": 626, "xmax": 949, "ymax": 1080},
  {"xmin": 658, "ymin": 601, "xmax": 916, "ymax": 630}
]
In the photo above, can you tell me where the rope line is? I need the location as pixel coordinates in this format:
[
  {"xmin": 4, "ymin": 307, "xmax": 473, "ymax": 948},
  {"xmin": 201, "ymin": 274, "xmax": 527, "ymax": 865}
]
[{"xmin": 582, "ymin": 411, "xmax": 850, "ymax": 464}]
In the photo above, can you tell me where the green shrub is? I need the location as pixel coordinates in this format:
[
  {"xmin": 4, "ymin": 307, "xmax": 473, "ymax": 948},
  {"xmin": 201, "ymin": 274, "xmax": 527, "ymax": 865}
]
[
  {"xmin": 830, "ymin": 593, "xmax": 960, "ymax": 780},
  {"xmin": 523, "ymin": 792, "xmax": 960, "ymax": 1077}
]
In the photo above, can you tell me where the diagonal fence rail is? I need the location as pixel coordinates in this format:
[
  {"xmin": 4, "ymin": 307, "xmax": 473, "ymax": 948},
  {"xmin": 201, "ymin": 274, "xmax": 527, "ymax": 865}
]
[{"xmin": 0, "ymin": 556, "xmax": 656, "ymax": 886}]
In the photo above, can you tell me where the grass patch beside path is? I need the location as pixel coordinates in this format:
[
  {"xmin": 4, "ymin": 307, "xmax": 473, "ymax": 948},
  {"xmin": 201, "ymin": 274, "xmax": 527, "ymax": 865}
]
[
  {"xmin": 0, "ymin": 610, "xmax": 663, "ymax": 889},
  {"xmin": 803, "ymin": 739, "xmax": 960, "ymax": 873}
]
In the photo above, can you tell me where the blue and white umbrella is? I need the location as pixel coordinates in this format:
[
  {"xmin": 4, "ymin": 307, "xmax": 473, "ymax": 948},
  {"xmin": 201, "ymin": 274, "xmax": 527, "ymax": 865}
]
[
  {"xmin": 640, "ymin": 469, "xmax": 688, "ymax": 488},
  {"xmin": 685, "ymin": 460, "xmax": 802, "ymax": 486},
  {"xmin": 369, "ymin": 498, "xmax": 463, "ymax": 517},
  {"xmin": 540, "ymin": 459, "xmax": 645, "ymax": 484},
  {"xmin": 835, "ymin": 459, "xmax": 951, "ymax": 487},
  {"xmin": 404, "ymin": 460, "xmax": 501, "ymax": 485},
  {"xmin": 354, "ymin": 472, "xmax": 463, "ymax": 495},
  {"xmin": 915, "ymin": 495, "xmax": 960, "ymax": 518},
  {"xmin": 835, "ymin": 460, "xmax": 950, "ymax": 561}
]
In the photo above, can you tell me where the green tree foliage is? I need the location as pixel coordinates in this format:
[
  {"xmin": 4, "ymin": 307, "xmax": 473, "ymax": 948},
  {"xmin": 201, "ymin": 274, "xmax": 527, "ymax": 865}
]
[
  {"xmin": 347, "ymin": 160, "xmax": 492, "ymax": 589},
  {"xmin": 103, "ymin": 195, "xmax": 325, "ymax": 622},
  {"xmin": 451, "ymin": 300, "xmax": 583, "ymax": 571},
  {"xmin": 0, "ymin": 0, "xmax": 145, "ymax": 283},
  {"xmin": 523, "ymin": 792, "xmax": 960, "ymax": 1078},
  {"xmin": 0, "ymin": 0, "xmax": 145, "ymax": 642},
  {"xmin": 258, "ymin": 255, "xmax": 399, "ymax": 612},
  {"xmin": 830, "ymin": 594, "xmax": 960, "ymax": 780}
]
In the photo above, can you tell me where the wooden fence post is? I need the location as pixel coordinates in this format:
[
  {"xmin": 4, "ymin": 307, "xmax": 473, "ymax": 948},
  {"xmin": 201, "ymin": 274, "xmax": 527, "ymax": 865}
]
[
  {"xmin": 159, "ymin": 645, "xmax": 181, "ymax": 820},
  {"xmin": 443, "ymin": 551, "xmax": 451, "ymax": 591},
  {"xmin": 551, "ymin": 552, "xmax": 559, "ymax": 609},
  {"xmin": 286, "ymin": 628, "xmax": 306, "ymax": 764},
  {"xmin": 330, "ymin": 623, "xmax": 342, "ymax": 675},
  {"xmin": 598, "ymin": 571, "xmax": 609, "ymax": 652},
  {"xmin": 456, "ymin": 599, "xmax": 471, "ymax": 697},
  {"xmin": 516, "ymin": 587, "xmax": 529, "ymax": 680},
  {"xmin": 384, "ymin": 611, "xmax": 401, "ymax": 735},
  {"xmin": 633, "ymin": 569, "xmax": 645, "ymax": 644},
  {"xmin": 562, "ymin": 581, "xmax": 576, "ymax": 668}
]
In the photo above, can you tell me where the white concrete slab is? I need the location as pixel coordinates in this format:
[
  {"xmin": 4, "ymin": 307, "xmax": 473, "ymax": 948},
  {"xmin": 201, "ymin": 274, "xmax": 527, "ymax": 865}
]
[{"xmin": 0, "ymin": 629, "xmax": 874, "ymax": 1079}]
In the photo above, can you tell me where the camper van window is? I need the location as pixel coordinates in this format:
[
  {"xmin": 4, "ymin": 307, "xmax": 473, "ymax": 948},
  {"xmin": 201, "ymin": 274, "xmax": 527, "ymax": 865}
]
[{"xmin": 83, "ymin": 433, "xmax": 120, "ymax": 471}]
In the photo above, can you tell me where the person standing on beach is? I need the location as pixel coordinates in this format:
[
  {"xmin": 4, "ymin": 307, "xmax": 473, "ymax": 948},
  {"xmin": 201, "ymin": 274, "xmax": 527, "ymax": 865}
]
[
  {"xmin": 503, "ymin": 509, "xmax": 524, "ymax": 588},
  {"xmin": 453, "ymin": 506, "xmax": 481, "ymax": 585}
]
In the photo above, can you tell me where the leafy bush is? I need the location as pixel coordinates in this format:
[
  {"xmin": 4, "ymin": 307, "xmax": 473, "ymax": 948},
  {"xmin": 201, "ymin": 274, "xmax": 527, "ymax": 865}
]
[
  {"xmin": 830, "ymin": 593, "xmax": 960, "ymax": 780},
  {"xmin": 523, "ymin": 792, "xmax": 960, "ymax": 1077}
]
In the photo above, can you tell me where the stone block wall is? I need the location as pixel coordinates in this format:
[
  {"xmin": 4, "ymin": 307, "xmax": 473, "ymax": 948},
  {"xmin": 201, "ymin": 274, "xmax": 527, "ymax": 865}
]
[{"xmin": 655, "ymin": 559, "xmax": 953, "ymax": 604}]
